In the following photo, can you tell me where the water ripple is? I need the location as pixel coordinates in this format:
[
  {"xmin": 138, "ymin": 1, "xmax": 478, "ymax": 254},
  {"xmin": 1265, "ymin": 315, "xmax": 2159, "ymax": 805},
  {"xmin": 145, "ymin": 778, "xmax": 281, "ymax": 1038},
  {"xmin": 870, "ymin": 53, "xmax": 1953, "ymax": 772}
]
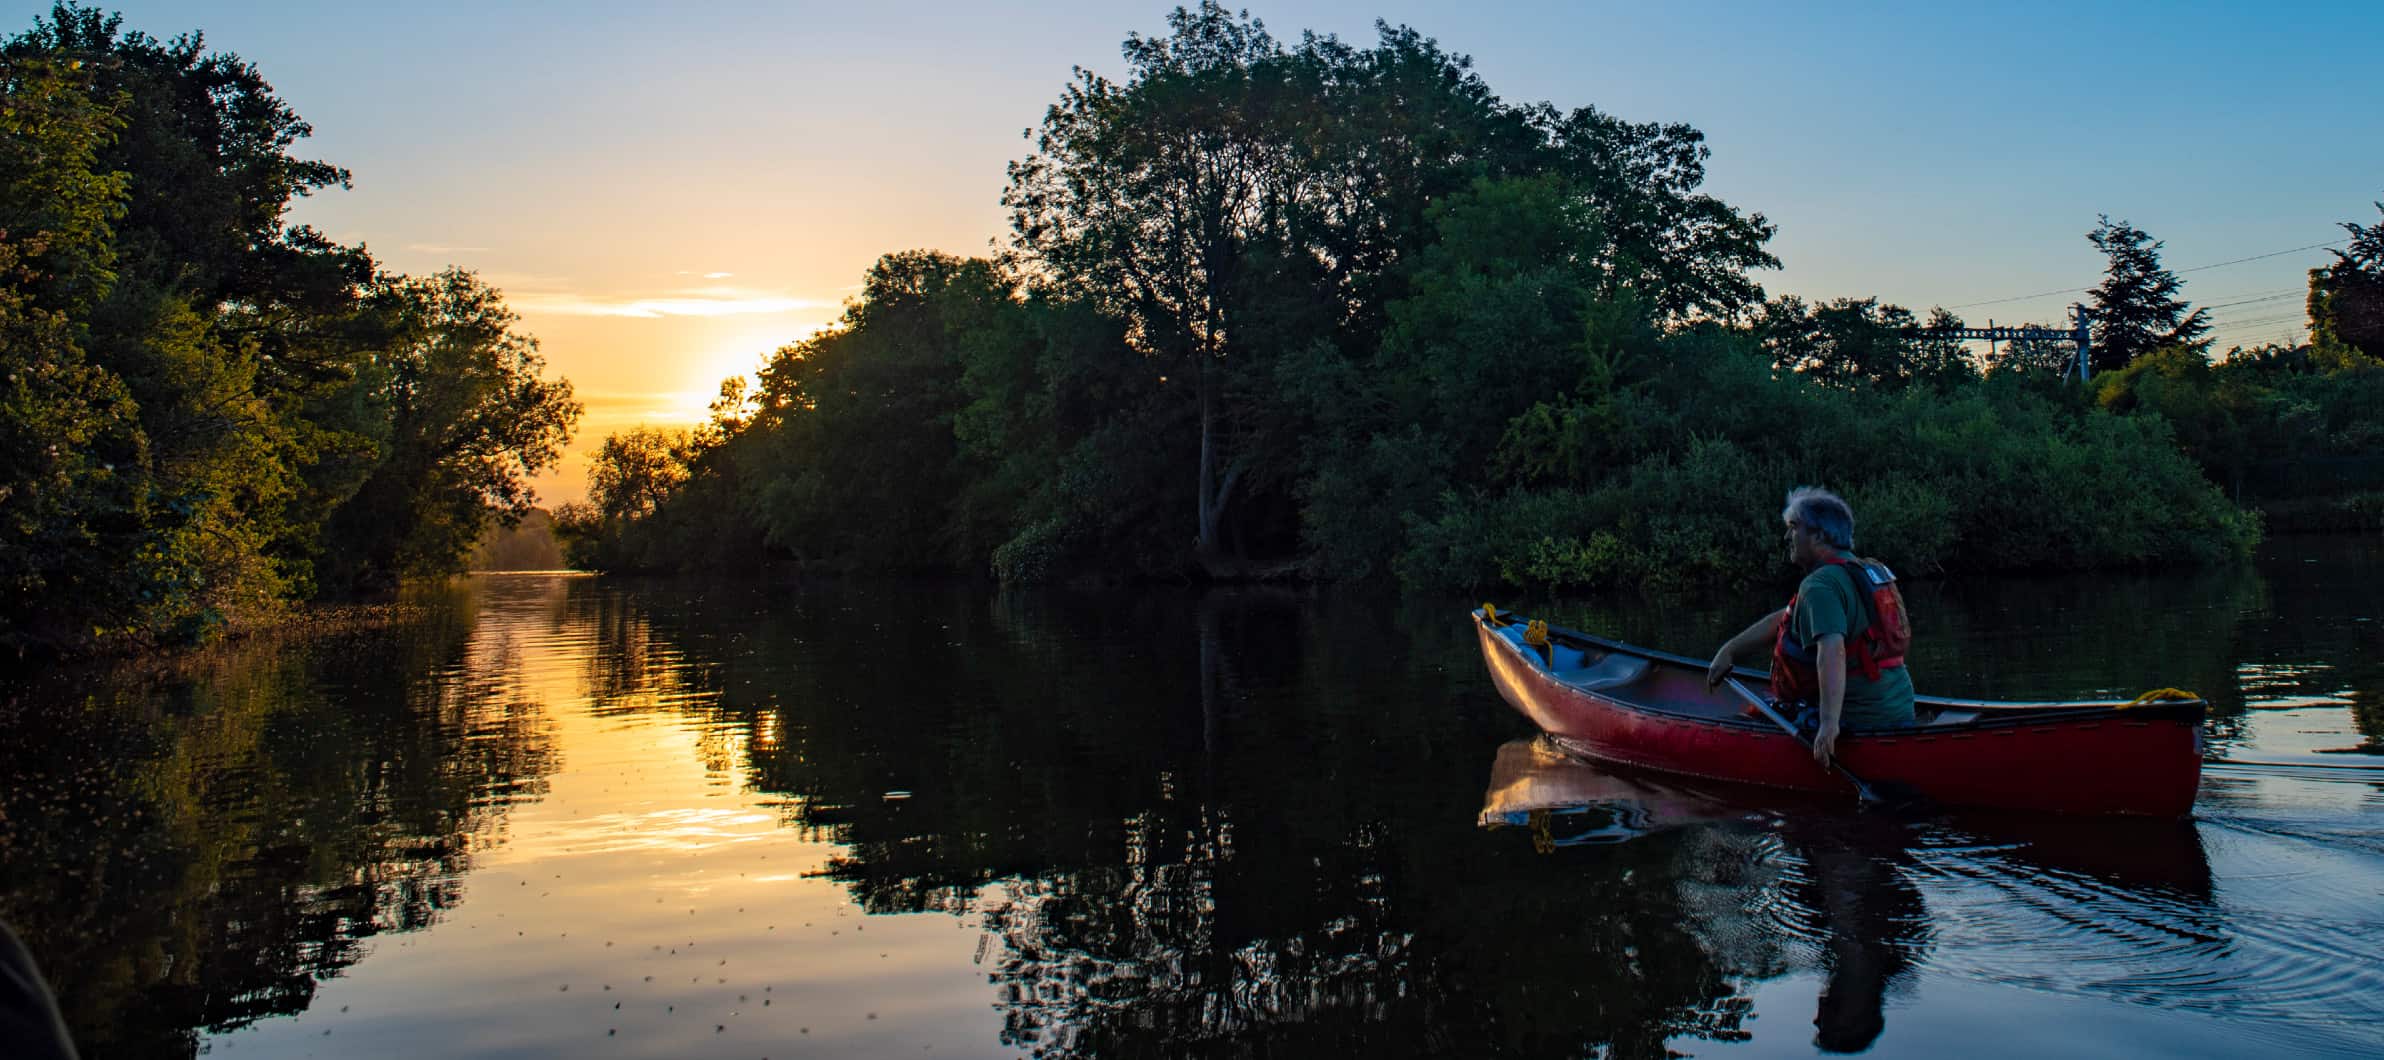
[{"xmin": 1890, "ymin": 828, "xmax": 2384, "ymax": 1029}]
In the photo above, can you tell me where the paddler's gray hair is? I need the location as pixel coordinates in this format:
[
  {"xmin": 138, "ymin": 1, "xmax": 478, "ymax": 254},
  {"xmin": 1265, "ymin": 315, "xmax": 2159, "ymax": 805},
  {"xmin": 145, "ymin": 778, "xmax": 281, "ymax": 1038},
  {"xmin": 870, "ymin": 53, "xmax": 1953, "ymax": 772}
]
[{"xmin": 1783, "ymin": 486, "xmax": 1854, "ymax": 551}]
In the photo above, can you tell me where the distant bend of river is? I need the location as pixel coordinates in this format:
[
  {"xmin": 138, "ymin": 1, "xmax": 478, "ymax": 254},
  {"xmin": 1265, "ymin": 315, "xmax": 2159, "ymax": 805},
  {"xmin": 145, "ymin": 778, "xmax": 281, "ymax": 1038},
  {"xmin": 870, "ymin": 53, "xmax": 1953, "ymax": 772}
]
[{"xmin": 1, "ymin": 535, "xmax": 2378, "ymax": 1058}]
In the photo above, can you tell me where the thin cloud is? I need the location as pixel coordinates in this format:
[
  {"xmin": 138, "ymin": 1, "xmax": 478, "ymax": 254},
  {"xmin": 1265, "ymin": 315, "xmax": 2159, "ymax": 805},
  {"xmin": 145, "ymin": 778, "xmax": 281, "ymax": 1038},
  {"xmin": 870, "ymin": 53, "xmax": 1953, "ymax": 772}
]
[
  {"xmin": 574, "ymin": 390, "xmax": 714, "ymax": 426},
  {"xmin": 479, "ymin": 270, "xmax": 576, "ymax": 292},
  {"xmin": 508, "ymin": 286, "xmax": 828, "ymax": 319}
]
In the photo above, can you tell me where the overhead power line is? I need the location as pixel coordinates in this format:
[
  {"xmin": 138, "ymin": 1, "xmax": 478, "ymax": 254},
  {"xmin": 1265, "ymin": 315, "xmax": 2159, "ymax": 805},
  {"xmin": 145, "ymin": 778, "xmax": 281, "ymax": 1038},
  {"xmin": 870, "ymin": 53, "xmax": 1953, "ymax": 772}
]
[
  {"xmin": 2197, "ymin": 284, "xmax": 2304, "ymax": 301},
  {"xmin": 1938, "ymin": 239, "xmax": 2344, "ymax": 311},
  {"xmin": 2206, "ymin": 313, "xmax": 2304, "ymax": 329},
  {"xmin": 2204, "ymin": 324, "xmax": 2309, "ymax": 346},
  {"xmin": 1943, "ymin": 285, "xmax": 2093, "ymax": 311},
  {"xmin": 2200, "ymin": 292, "xmax": 2301, "ymax": 311},
  {"xmin": 2175, "ymin": 241, "xmax": 2345, "ymax": 275}
]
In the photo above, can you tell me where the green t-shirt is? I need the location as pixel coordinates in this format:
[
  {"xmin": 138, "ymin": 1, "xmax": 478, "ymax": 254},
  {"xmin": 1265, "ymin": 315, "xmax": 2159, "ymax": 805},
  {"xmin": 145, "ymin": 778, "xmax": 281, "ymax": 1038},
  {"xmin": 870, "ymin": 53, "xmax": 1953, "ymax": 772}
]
[{"xmin": 1789, "ymin": 562, "xmax": 1916, "ymax": 729}]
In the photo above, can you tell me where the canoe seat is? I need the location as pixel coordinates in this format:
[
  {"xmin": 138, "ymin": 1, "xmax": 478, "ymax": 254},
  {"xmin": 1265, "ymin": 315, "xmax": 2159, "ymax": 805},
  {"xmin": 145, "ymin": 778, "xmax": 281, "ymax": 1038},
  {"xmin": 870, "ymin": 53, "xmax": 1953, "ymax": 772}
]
[
  {"xmin": 1493, "ymin": 624, "xmax": 1651, "ymax": 690},
  {"xmin": 1557, "ymin": 652, "xmax": 1653, "ymax": 692},
  {"xmin": 1926, "ymin": 709, "xmax": 1981, "ymax": 726}
]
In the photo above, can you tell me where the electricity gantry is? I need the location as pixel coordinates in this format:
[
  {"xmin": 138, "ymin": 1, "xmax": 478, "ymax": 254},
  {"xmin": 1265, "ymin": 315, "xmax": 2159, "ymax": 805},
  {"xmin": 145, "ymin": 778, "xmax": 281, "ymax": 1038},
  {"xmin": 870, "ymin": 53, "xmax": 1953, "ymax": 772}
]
[{"xmin": 1927, "ymin": 304, "xmax": 2097, "ymax": 381}]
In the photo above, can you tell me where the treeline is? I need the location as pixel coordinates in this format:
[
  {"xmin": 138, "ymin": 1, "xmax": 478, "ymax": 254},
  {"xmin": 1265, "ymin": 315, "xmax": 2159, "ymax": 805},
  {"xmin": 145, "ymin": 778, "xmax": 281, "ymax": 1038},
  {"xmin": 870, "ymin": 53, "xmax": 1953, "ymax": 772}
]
[
  {"xmin": 567, "ymin": 4, "xmax": 2379, "ymax": 589},
  {"xmin": 1, "ymin": 5, "xmax": 579, "ymax": 656},
  {"xmin": 2088, "ymin": 213, "xmax": 2384, "ymax": 528}
]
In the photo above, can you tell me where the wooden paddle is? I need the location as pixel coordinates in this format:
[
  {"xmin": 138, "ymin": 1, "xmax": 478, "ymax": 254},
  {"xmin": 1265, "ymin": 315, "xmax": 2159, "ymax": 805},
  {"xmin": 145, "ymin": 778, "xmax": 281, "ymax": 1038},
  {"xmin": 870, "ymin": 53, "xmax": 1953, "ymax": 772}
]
[{"xmin": 1725, "ymin": 677, "xmax": 1918, "ymax": 807}]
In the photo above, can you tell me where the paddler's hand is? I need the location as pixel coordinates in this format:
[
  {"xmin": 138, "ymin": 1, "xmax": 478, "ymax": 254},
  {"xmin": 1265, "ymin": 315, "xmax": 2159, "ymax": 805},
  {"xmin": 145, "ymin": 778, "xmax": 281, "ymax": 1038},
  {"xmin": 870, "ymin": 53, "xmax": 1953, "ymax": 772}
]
[
  {"xmin": 1704, "ymin": 652, "xmax": 1732, "ymax": 691},
  {"xmin": 1813, "ymin": 722, "xmax": 1841, "ymax": 768}
]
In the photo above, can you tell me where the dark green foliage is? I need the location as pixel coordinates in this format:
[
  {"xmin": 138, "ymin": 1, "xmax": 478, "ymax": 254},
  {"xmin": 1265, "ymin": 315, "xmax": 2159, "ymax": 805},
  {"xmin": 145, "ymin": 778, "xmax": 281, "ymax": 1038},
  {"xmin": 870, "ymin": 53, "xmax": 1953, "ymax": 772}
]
[
  {"xmin": 2309, "ymin": 201, "xmax": 2384, "ymax": 363},
  {"xmin": 0, "ymin": 55, "xmax": 150, "ymax": 649},
  {"xmin": 2, "ymin": 7, "xmax": 580, "ymax": 656},
  {"xmin": 1756, "ymin": 297, "xmax": 1978, "ymax": 390},
  {"xmin": 748, "ymin": 253, "xmax": 1007, "ymax": 569},
  {"xmin": 2092, "ymin": 333, "xmax": 2384, "ymax": 527},
  {"xmin": 565, "ymin": 5, "xmax": 2303, "ymax": 594},
  {"xmin": 1403, "ymin": 343, "xmax": 2252, "ymax": 593},
  {"xmin": 5, "ymin": 5, "xmax": 363, "ymax": 305},
  {"xmin": 2087, "ymin": 217, "xmax": 2210, "ymax": 371},
  {"xmin": 1001, "ymin": 4, "xmax": 1778, "ymax": 574},
  {"xmin": 2093, "ymin": 346, "xmax": 2313, "ymax": 496},
  {"xmin": 587, "ymin": 425, "xmax": 693, "ymax": 523},
  {"xmin": 1526, "ymin": 103, "xmax": 1779, "ymax": 322},
  {"xmin": 10, "ymin": 3, "xmax": 383, "ymax": 598},
  {"xmin": 316, "ymin": 270, "xmax": 580, "ymax": 593}
]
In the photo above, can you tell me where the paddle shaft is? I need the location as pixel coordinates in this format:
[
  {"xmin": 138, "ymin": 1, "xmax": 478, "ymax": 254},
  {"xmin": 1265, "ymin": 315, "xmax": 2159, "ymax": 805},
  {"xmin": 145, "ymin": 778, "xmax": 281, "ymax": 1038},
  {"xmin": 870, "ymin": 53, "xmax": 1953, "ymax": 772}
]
[{"xmin": 1725, "ymin": 678, "xmax": 1884, "ymax": 804}]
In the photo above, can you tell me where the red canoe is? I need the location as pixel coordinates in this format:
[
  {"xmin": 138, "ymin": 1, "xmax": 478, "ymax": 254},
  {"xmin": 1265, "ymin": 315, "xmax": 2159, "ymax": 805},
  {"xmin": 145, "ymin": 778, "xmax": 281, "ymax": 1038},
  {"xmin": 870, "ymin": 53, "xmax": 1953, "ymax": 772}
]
[{"xmin": 1475, "ymin": 608, "xmax": 2206, "ymax": 817}]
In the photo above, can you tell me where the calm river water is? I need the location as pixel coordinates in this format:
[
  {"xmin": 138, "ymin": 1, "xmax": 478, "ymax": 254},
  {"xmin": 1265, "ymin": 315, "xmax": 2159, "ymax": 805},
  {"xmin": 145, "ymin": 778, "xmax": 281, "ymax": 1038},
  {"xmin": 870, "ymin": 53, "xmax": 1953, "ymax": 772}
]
[{"xmin": 2, "ymin": 537, "xmax": 2380, "ymax": 1058}]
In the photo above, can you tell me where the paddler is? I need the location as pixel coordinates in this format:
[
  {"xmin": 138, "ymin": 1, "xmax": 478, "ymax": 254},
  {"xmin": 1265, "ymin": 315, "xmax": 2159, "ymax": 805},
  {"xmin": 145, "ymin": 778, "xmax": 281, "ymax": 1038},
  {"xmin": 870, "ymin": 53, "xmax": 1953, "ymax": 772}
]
[{"xmin": 1704, "ymin": 487, "xmax": 1915, "ymax": 767}]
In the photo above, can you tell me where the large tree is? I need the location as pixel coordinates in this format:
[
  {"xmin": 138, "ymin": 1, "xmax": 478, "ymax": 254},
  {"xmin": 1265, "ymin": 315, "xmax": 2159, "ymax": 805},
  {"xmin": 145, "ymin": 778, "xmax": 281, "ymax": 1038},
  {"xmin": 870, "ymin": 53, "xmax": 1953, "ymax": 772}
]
[
  {"xmin": 317, "ymin": 269, "xmax": 580, "ymax": 593},
  {"xmin": 2086, "ymin": 216, "xmax": 2208, "ymax": 372},
  {"xmin": 5, "ymin": 4, "xmax": 377, "ymax": 630},
  {"xmin": 1527, "ymin": 104, "xmax": 1778, "ymax": 322},
  {"xmin": 742, "ymin": 251, "xmax": 1010, "ymax": 570},
  {"xmin": 2308, "ymin": 201, "xmax": 2384, "ymax": 364},
  {"xmin": 4, "ymin": 6, "xmax": 581, "ymax": 644},
  {"xmin": 1005, "ymin": 3, "xmax": 1775, "ymax": 574},
  {"xmin": 1004, "ymin": 5, "xmax": 1336, "ymax": 571},
  {"xmin": 586, "ymin": 426, "xmax": 692, "ymax": 523}
]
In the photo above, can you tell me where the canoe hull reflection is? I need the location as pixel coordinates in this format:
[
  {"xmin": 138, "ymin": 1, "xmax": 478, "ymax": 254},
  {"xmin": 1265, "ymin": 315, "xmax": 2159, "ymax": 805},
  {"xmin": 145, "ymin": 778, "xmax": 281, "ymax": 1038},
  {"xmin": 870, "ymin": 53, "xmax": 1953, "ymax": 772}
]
[{"xmin": 1474, "ymin": 610, "xmax": 2204, "ymax": 817}]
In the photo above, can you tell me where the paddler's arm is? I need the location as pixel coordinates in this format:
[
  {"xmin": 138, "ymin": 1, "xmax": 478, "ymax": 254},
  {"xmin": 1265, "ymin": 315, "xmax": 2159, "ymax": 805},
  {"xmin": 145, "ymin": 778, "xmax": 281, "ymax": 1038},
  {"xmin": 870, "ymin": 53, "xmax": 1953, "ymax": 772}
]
[
  {"xmin": 1814, "ymin": 632, "xmax": 1847, "ymax": 767},
  {"xmin": 1705, "ymin": 608, "xmax": 1787, "ymax": 689}
]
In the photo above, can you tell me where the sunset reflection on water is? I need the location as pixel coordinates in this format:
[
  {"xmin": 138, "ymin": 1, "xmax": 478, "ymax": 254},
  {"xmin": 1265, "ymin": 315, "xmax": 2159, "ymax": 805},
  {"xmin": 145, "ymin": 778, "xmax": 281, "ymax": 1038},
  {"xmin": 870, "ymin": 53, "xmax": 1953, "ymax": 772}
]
[{"xmin": 203, "ymin": 575, "xmax": 1003, "ymax": 1058}]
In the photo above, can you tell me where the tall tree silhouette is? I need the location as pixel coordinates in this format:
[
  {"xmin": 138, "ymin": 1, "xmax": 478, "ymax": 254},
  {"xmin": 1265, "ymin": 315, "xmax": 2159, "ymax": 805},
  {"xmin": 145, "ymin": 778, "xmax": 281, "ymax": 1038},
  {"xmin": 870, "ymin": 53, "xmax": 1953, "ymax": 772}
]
[{"xmin": 2087, "ymin": 217, "xmax": 2208, "ymax": 372}]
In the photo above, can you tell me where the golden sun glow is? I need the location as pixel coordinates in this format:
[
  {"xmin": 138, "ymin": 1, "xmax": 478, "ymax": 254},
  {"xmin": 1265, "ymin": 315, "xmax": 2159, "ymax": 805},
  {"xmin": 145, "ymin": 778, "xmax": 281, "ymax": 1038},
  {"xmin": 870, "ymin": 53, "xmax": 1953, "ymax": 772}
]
[{"xmin": 663, "ymin": 319, "xmax": 839, "ymax": 421}]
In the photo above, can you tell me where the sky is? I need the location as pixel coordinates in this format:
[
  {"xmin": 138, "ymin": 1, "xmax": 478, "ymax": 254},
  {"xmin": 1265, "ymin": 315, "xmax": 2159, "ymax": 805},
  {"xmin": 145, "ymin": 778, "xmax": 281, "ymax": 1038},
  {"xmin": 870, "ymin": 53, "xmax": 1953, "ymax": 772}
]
[{"xmin": 27, "ymin": 1, "xmax": 2384, "ymax": 504}]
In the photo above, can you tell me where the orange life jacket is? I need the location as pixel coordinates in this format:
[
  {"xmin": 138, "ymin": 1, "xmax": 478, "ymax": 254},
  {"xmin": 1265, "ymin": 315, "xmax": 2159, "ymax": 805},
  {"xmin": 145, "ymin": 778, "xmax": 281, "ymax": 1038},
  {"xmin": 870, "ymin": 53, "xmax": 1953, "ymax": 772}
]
[{"xmin": 1769, "ymin": 554, "xmax": 1911, "ymax": 705}]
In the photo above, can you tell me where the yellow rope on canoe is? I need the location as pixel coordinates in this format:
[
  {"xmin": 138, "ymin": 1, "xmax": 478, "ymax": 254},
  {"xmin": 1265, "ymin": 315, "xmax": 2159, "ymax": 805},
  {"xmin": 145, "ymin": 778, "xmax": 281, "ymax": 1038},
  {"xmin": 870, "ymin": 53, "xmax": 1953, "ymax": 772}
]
[
  {"xmin": 1482, "ymin": 602, "xmax": 1504, "ymax": 626},
  {"xmin": 1529, "ymin": 809, "xmax": 1554, "ymax": 854},
  {"xmin": 2121, "ymin": 687, "xmax": 2202, "ymax": 708},
  {"xmin": 1524, "ymin": 620, "xmax": 1550, "ymax": 648}
]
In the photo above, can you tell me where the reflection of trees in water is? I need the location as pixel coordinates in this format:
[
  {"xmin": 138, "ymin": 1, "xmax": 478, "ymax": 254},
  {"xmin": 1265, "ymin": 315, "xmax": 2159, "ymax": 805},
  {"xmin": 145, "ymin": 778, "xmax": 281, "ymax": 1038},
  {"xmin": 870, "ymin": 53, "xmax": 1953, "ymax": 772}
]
[
  {"xmin": 0, "ymin": 583, "xmax": 559, "ymax": 1057},
  {"xmin": 590, "ymin": 580, "xmax": 1768, "ymax": 1057},
  {"xmin": 973, "ymin": 810, "xmax": 1427, "ymax": 1058},
  {"xmin": 2352, "ymin": 696, "xmax": 2384, "ymax": 753},
  {"xmin": 574, "ymin": 582, "xmax": 712, "ymax": 711},
  {"xmin": 958, "ymin": 807, "xmax": 1775, "ymax": 1059},
  {"xmin": 2255, "ymin": 537, "xmax": 2384, "ymax": 750},
  {"xmin": 567, "ymin": 584, "xmax": 764, "ymax": 777}
]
